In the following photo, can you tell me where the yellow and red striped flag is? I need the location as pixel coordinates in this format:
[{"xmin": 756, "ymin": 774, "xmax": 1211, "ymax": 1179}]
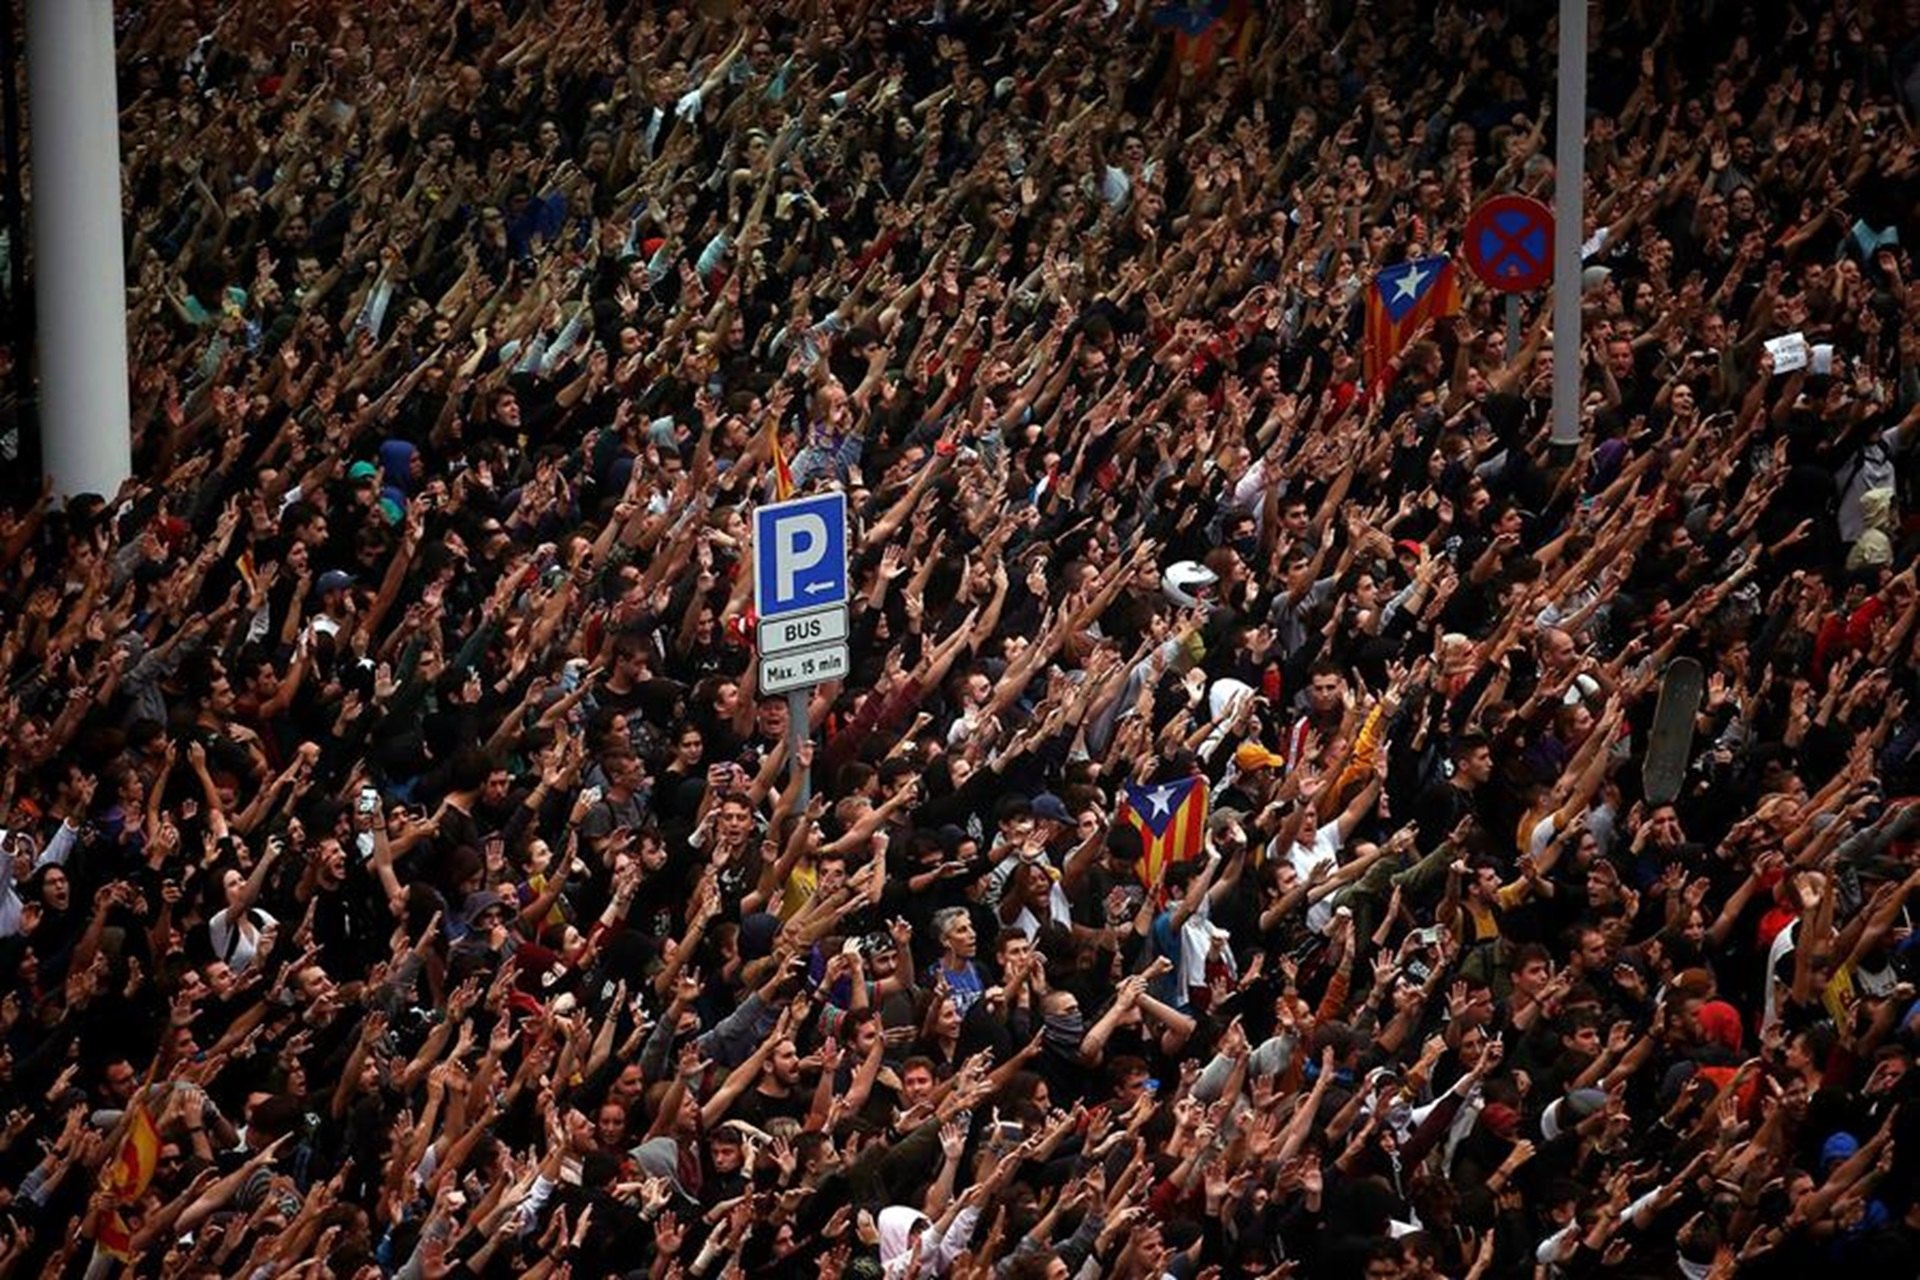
[
  {"xmin": 1155, "ymin": 0, "xmax": 1252, "ymax": 81},
  {"xmin": 1120, "ymin": 775, "xmax": 1209, "ymax": 889},
  {"xmin": 1363, "ymin": 256, "xmax": 1462, "ymax": 389},
  {"xmin": 95, "ymin": 1093, "xmax": 162, "ymax": 1258},
  {"xmin": 767, "ymin": 417, "xmax": 795, "ymax": 500}
]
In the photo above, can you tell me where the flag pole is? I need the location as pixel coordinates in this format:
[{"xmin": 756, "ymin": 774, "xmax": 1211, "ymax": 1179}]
[{"xmin": 1549, "ymin": 0, "xmax": 1587, "ymax": 460}]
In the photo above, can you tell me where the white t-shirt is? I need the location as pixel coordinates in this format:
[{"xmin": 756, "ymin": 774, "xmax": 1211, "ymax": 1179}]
[
  {"xmin": 1285, "ymin": 819, "xmax": 1343, "ymax": 882},
  {"xmin": 208, "ymin": 906, "xmax": 277, "ymax": 974},
  {"xmin": 1177, "ymin": 897, "xmax": 1236, "ymax": 997},
  {"xmin": 1763, "ymin": 919, "xmax": 1797, "ymax": 1032},
  {"xmin": 1283, "ymin": 820, "xmax": 1345, "ymax": 934},
  {"xmin": 1008, "ymin": 882, "xmax": 1073, "ymax": 939}
]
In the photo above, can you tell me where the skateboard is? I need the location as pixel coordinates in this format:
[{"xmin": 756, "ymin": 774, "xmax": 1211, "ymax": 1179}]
[{"xmin": 1641, "ymin": 657, "xmax": 1705, "ymax": 805}]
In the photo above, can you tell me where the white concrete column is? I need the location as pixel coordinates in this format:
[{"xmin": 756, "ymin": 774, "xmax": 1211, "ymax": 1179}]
[
  {"xmin": 27, "ymin": 0, "xmax": 131, "ymax": 497},
  {"xmin": 1550, "ymin": 0, "xmax": 1587, "ymax": 449}
]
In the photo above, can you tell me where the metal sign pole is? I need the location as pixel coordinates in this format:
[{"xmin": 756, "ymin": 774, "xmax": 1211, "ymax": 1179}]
[
  {"xmin": 1550, "ymin": 0, "xmax": 1587, "ymax": 455},
  {"xmin": 1506, "ymin": 294, "xmax": 1522, "ymax": 362},
  {"xmin": 787, "ymin": 688, "xmax": 811, "ymax": 807}
]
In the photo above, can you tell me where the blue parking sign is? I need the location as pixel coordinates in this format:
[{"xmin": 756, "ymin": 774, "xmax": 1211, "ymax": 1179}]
[{"xmin": 753, "ymin": 492, "xmax": 849, "ymax": 620}]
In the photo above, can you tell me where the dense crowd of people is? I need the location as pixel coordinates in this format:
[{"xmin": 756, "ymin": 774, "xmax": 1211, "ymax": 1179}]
[{"xmin": 2, "ymin": 0, "xmax": 1919, "ymax": 1276}]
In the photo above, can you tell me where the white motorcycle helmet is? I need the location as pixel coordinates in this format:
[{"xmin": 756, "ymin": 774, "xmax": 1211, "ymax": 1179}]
[{"xmin": 1162, "ymin": 560, "xmax": 1218, "ymax": 608}]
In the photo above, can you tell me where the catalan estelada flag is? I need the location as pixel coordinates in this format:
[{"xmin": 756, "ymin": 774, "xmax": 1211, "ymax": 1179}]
[
  {"xmin": 1364, "ymin": 256, "xmax": 1462, "ymax": 388},
  {"xmin": 1120, "ymin": 775, "xmax": 1209, "ymax": 889},
  {"xmin": 95, "ymin": 1093, "xmax": 162, "ymax": 1258},
  {"xmin": 767, "ymin": 416, "xmax": 795, "ymax": 500},
  {"xmin": 1154, "ymin": 0, "xmax": 1252, "ymax": 79}
]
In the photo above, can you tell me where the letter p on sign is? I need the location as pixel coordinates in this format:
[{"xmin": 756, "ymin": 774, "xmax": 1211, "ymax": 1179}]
[{"xmin": 775, "ymin": 513, "xmax": 827, "ymax": 601}]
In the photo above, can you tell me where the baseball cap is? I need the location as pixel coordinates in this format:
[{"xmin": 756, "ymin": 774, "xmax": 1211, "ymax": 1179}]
[
  {"xmin": 149, "ymin": 515, "xmax": 190, "ymax": 549},
  {"xmin": 1234, "ymin": 742, "xmax": 1286, "ymax": 772},
  {"xmin": 315, "ymin": 569, "xmax": 356, "ymax": 595},
  {"xmin": 738, "ymin": 912, "xmax": 781, "ymax": 962},
  {"xmin": 1209, "ymin": 807, "xmax": 1249, "ymax": 832},
  {"xmin": 1031, "ymin": 793, "xmax": 1073, "ymax": 824},
  {"xmin": 1539, "ymin": 1088, "xmax": 1608, "ymax": 1140},
  {"xmin": 347, "ymin": 461, "xmax": 379, "ymax": 483}
]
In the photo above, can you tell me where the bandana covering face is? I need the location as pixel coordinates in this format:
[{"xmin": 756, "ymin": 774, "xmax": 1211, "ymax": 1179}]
[{"xmin": 1042, "ymin": 1008, "xmax": 1086, "ymax": 1056}]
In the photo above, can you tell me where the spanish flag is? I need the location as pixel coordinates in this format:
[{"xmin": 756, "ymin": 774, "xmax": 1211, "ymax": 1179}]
[
  {"xmin": 95, "ymin": 1094, "xmax": 162, "ymax": 1258},
  {"xmin": 767, "ymin": 417, "xmax": 795, "ymax": 501},
  {"xmin": 1120, "ymin": 775, "xmax": 1208, "ymax": 889}
]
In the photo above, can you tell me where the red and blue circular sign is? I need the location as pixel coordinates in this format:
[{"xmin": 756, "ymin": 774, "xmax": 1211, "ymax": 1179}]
[{"xmin": 1463, "ymin": 195, "xmax": 1554, "ymax": 294}]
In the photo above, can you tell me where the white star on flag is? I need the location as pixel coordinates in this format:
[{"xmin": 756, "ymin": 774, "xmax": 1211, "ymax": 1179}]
[
  {"xmin": 1392, "ymin": 262, "xmax": 1429, "ymax": 302},
  {"xmin": 1146, "ymin": 785, "xmax": 1177, "ymax": 817}
]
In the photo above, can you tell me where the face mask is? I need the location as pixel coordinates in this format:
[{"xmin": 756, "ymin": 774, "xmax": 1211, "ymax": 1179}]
[{"xmin": 1041, "ymin": 1010, "xmax": 1085, "ymax": 1055}]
